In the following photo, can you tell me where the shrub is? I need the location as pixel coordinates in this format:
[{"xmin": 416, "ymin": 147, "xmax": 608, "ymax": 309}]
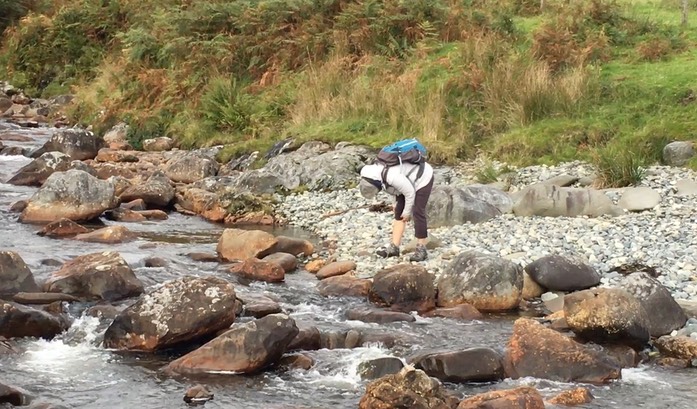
[{"xmin": 591, "ymin": 147, "xmax": 646, "ymax": 188}]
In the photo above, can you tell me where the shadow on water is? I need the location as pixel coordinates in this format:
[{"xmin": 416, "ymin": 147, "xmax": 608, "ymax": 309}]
[{"xmin": 3, "ymin": 121, "xmax": 697, "ymax": 409}]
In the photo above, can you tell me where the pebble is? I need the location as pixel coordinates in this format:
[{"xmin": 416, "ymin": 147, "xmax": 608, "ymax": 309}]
[{"xmin": 277, "ymin": 160, "xmax": 697, "ymax": 299}]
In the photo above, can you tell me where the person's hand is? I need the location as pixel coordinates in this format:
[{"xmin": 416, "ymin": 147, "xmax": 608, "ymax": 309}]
[{"xmin": 401, "ymin": 214, "xmax": 412, "ymax": 222}]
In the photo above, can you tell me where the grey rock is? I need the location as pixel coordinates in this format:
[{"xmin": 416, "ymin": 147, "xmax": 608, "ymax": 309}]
[
  {"xmin": 427, "ymin": 185, "xmax": 502, "ymax": 228},
  {"xmin": 525, "ymin": 254, "xmax": 600, "ymax": 292},
  {"xmin": 0, "ymin": 251, "xmax": 39, "ymax": 295},
  {"xmin": 663, "ymin": 141, "xmax": 694, "ymax": 166},
  {"xmin": 512, "ymin": 183, "xmax": 622, "ymax": 218},
  {"xmin": 8, "ymin": 152, "xmax": 73, "ymax": 186},
  {"xmin": 675, "ymin": 179, "xmax": 697, "ymax": 196},
  {"xmin": 462, "ymin": 184, "xmax": 514, "ymax": 213},
  {"xmin": 411, "ymin": 347, "xmax": 504, "ymax": 383},
  {"xmin": 618, "ymin": 187, "xmax": 661, "ymax": 211},
  {"xmin": 165, "ymin": 152, "xmax": 219, "ymax": 184},
  {"xmin": 620, "ymin": 272, "xmax": 687, "ymax": 337},
  {"xmin": 32, "ymin": 128, "xmax": 104, "ymax": 160}
]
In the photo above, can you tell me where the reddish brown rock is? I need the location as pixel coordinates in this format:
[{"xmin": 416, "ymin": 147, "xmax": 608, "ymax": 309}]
[
  {"xmin": 358, "ymin": 367, "xmax": 459, "ymax": 409},
  {"xmin": 547, "ymin": 387, "xmax": 594, "ymax": 406},
  {"xmin": 216, "ymin": 228, "xmax": 278, "ymax": 262},
  {"xmin": 0, "ymin": 251, "xmax": 39, "ymax": 295},
  {"xmin": 183, "ymin": 384, "xmax": 213, "ymax": 405},
  {"xmin": 304, "ymin": 259, "xmax": 326, "ymax": 273},
  {"xmin": 279, "ymin": 353, "xmax": 315, "ymax": 370},
  {"xmin": 273, "ymin": 236, "xmax": 314, "ymax": 257},
  {"xmin": 187, "ymin": 252, "xmax": 219, "ymax": 263},
  {"xmin": 238, "ymin": 293, "xmax": 283, "ymax": 318},
  {"xmin": 104, "ymin": 208, "xmax": 146, "ymax": 222},
  {"xmin": 0, "ymin": 301, "xmax": 67, "ymax": 339},
  {"xmin": 74, "ymin": 225, "xmax": 138, "ymax": 244},
  {"xmin": 262, "ymin": 252, "xmax": 298, "ymax": 273},
  {"xmin": 317, "ymin": 274, "xmax": 371, "ymax": 298},
  {"xmin": 316, "ymin": 260, "xmax": 356, "ymax": 280},
  {"xmin": 137, "ymin": 210, "xmax": 168, "ymax": 220},
  {"xmin": 163, "ymin": 314, "xmax": 298, "ymax": 375},
  {"xmin": 655, "ymin": 335, "xmax": 697, "ymax": 360},
  {"xmin": 369, "ymin": 264, "xmax": 436, "ymax": 313},
  {"xmin": 422, "ymin": 304, "xmax": 482, "ymax": 320},
  {"xmin": 229, "ymin": 258, "xmax": 285, "ymax": 283},
  {"xmin": 12, "ymin": 292, "xmax": 79, "ymax": 305},
  {"xmin": 174, "ymin": 187, "xmax": 228, "ymax": 222},
  {"xmin": 503, "ymin": 318, "xmax": 622, "ymax": 384},
  {"xmin": 43, "ymin": 251, "xmax": 143, "ymax": 302},
  {"xmin": 411, "ymin": 347, "xmax": 504, "ymax": 383},
  {"xmin": 37, "ymin": 218, "xmax": 89, "ymax": 238},
  {"xmin": 458, "ymin": 387, "xmax": 544, "ymax": 409},
  {"xmin": 346, "ymin": 307, "xmax": 416, "ymax": 324}
]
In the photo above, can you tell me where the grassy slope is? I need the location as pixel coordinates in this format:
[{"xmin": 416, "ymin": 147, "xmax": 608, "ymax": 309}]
[{"xmin": 1, "ymin": 0, "xmax": 695, "ymax": 182}]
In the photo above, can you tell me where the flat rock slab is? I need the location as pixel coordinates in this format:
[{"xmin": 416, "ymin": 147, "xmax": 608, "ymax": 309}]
[
  {"xmin": 676, "ymin": 179, "xmax": 697, "ymax": 196},
  {"xmin": 618, "ymin": 187, "xmax": 661, "ymax": 211}
]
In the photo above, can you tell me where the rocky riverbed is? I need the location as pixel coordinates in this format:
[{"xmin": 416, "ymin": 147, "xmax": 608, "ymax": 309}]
[{"xmin": 2, "ymin": 85, "xmax": 697, "ymax": 409}]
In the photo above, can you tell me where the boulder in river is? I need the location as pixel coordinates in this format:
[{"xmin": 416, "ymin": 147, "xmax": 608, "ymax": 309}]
[
  {"xmin": 0, "ymin": 382, "xmax": 33, "ymax": 406},
  {"xmin": 31, "ymin": 128, "xmax": 104, "ymax": 160},
  {"xmin": 216, "ymin": 228, "xmax": 278, "ymax": 262},
  {"xmin": 619, "ymin": 272, "xmax": 687, "ymax": 337},
  {"xmin": 358, "ymin": 367, "xmax": 459, "ymax": 409},
  {"xmin": 0, "ymin": 301, "xmax": 67, "ymax": 340},
  {"xmin": 119, "ymin": 171, "xmax": 175, "ymax": 207},
  {"xmin": 229, "ymin": 258, "xmax": 285, "ymax": 283},
  {"xmin": 317, "ymin": 274, "xmax": 372, "ymax": 298},
  {"xmin": 7, "ymin": 151, "xmax": 75, "ymax": 186},
  {"xmin": 37, "ymin": 218, "xmax": 89, "ymax": 238},
  {"xmin": 74, "ymin": 225, "xmax": 138, "ymax": 244},
  {"xmin": 358, "ymin": 357, "xmax": 405, "ymax": 380},
  {"xmin": 316, "ymin": 260, "xmax": 356, "ymax": 280},
  {"xmin": 524, "ymin": 254, "xmax": 600, "ymax": 292},
  {"xmin": 368, "ymin": 264, "xmax": 436, "ymax": 313},
  {"xmin": 457, "ymin": 387, "xmax": 545, "ymax": 409},
  {"xmin": 0, "ymin": 251, "xmax": 39, "ymax": 295},
  {"xmin": 411, "ymin": 347, "xmax": 504, "ymax": 383}
]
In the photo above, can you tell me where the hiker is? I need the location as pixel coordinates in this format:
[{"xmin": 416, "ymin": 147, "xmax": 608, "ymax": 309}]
[{"xmin": 358, "ymin": 140, "xmax": 435, "ymax": 262}]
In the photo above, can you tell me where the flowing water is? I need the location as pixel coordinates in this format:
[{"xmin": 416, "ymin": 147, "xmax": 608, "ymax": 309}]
[{"xmin": 1, "ymin": 121, "xmax": 696, "ymax": 408}]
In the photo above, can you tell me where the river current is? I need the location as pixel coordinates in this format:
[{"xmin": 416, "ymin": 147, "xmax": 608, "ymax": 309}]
[{"xmin": 1, "ymin": 121, "xmax": 695, "ymax": 409}]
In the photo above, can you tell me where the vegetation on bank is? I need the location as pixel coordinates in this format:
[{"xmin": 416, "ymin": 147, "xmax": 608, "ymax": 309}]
[{"xmin": 0, "ymin": 0, "xmax": 696, "ymax": 187}]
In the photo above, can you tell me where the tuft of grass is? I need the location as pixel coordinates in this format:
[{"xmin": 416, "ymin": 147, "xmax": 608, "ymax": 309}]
[{"xmin": 591, "ymin": 146, "xmax": 647, "ymax": 188}]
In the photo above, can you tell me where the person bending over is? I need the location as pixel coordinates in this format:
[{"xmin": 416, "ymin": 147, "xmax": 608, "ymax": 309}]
[{"xmin": 359, "ymin": 161, "xmax": 435, "ymax": 262}]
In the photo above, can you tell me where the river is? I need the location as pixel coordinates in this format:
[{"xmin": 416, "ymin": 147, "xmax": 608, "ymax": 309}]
[{"xmin": 1, "ymin": 121, "xmax": 696, "ymax": 408}]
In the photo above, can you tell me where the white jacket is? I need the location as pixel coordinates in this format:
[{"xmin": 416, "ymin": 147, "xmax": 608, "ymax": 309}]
[{"xmin": 360, "ymin": 162, "xmax": 434, "ymax": 217}]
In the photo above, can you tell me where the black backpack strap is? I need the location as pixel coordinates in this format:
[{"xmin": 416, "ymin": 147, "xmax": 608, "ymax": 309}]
[{"xmin": 381, "ymin": 164, "xmax": 390, "ymax": 188}]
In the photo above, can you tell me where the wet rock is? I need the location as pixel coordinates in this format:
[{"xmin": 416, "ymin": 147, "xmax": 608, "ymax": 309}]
[
  {"xmin": 119, "ymin": 171, "xmax": 175, "ymax": 207},
  {"xmin": 427, "ymin": 185, "xmax": 502, "ymax": 228},
  {"xmin": 9, "ymin": 200, "xmax": 28, "ymax": 213},
  {"xmin": 238, "ymin": 293, "xmax": 283, "ymax": 318},
  {"xmin": 304, "ymin": 259, "xmax": 326, "ymax": 273},
  {"xmin": 143, "ymin": 137, "xmax": 174, "ymax": 152},
  {"xmin": 663, "ymin": 141, "xmax": 694, "ymax": 166},
  {"xmin": 0, "ymin": 301, "xmax": 66, "ymax": 339},
  {"xmin": 358, "ymin": 367, "xmax": 459, "ymax": 409},
  {"xmin": 321, "ymin": 328, "xmax": 363, "ymax": 350},
  {"xmin": 163, "ymin": 314, "xmax": 298, "ymax": 375},
  {"xmin": 104, "ymin": 208, "xmax": 147, "ymax": 222},
  {"xmin": 458, "ymin": 387, "xmax": 544, "ymax": 409},
  {"xmin": 144, "ymin": 257, "xmax": 168, "ymax": 268},
  {"xmin": 174, "ymin": 187, "xmax": 228, "ymax": 223},
  {"xmin": 524, "ymin": 254, "xmax": 600, "ymax": 292},
  {"xmin": 503, "ymin": 318, "xmax": 622, "ymax": 384},
  {"xmin": 183, "ymin": 384, "xmax": 213, "ymax": 405},
  {"xmin": 521, "ymin": 272, "xmax": 545, "ymax": 299},
  {"xmin": 12, "ymin": 292, "xmax": 79, "ymax": 305},
  {"xmin": 40, "ymin": 259, "xmax": 63, "ymax": 267},
  {"xmin": 421, "ymin": 304, "xmax": 482, "ymax": 320},
  {"xmin": 359, "ymin": 357, "xmax": 405, "ymax": 380},
  {"xmin": 19, "ymin": 169, "xmax": 118, "ymax": 224},
  {"xmin": 165, "ymin": 152, "xmax": 219, "ymax": 184},
  {"xmin": 278, "ymin": 353, "xmax": 315, "ymax": 370},
  {"xmin": 603, "ymin": 344, "xmax": 640, "ymax": 368},
  {"xmin": 103, "ymin": 276, "xmax": 237, "ymax": 351},
  {"xmin": 655, "ymin": 336, "xmax": 697, "ymax": 360},
  {"xmin": 317, "ymin": 274, "xmax": 371, "ymax": 297},
  {"xmin": 261, "ymin": 252, "xmax": 297, "ymax": 273},
  {"xmin": 512, "ymin": 184, "xmax": 622, "ymax": 218},
  {"xmin": 74, "ymin": 225, "xmax": 138, "ymax": 244},
  {"xmin": 272, "ymin": 236, "xmax": 314, "ymax": 257},
  {"xmin": 187, "ymin": 253, "xmax": 219, "ymax": 263},
  {"xmin": 0, "ymin": 382, "xmax": 33, "ymax": 406},
  {"xmin": 655, "ymin": 357, "xmax": 690, "ymax": 368},
  {"xmin": 138, "ymin": 210, "xmax": 168, "ymax": 220},
  {"xmin": 0, "ymin": 251, "xmax": 39, "ymax": 295},
  {"xmin": 85, "ymin": 304, "xmax": 120, "ymax": 320},
  {"xmin": 32, "ymin": 128, "xmax": 104, "ymax": 160},
  {"xmin": 346, "ymin": 307, "xmax": 416, "ymax": 324},
  {"xmin": 287, "ymin": 326, "xmax": 321, "ymax": 351},
  {"xmin": 564, "ymin": 288, "xmax": 650, "ymax": 349},
  {"xmin": 316, "ymin": 260, "xmax": 356, "ymax": 280},
  {"xmin": 437, "ymin": 251, "xmax": 523, "ymax": 311},
  {"xmin": 122, "ymin": 198, "xmax": 147, "ymax": 211},
  {"xmin": 37, "ymin": 218, "xmax": 89, "ymax": 238},
  {"xmin": 44, "ymin": 251, "xmax": 144, "ymax": 302},
  {"xmin": 620, "ymin": 272, "xmax": 687, "ymax": 337},
  {"xmin": 412, "ymin": 347, "xmax": 504, "ymax": 383},
  {"xmin": 216, "ymin": 229, "xmax": 278, "ymax": 262},
  {"xmin": 547, "ymin": 387, "xmax": 594, "ymax": 406},
  {"xmin": 7, "ymin": 151, "xmax": 74, "ymax": 186},
  {"xmin": 369, "ymin": 264, "xmax": 436, "ymax": 313},
  {"xmin": 229, "ymin": 258, "xmax": 285, "ymax": 283}
]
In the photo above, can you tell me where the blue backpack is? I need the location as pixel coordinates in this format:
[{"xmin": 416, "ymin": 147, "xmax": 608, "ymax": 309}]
[{"xmin": 376, "ymin": 138, "xmax": 428, "ymax": 185}]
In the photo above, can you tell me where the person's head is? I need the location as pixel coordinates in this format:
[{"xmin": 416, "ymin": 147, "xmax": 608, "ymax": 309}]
[{"xmin": 359, "ymin": 164, "xmax": 383, "ymax": 199}]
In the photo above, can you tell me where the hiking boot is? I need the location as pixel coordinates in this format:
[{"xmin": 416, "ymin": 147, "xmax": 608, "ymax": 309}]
[
  {"xmin": 376, "ymin": 243, "xmax": 400, "ymax": 258},
  {"xmin": 410, "ymin": 244, "xmax": 428, "ymax": 262}
]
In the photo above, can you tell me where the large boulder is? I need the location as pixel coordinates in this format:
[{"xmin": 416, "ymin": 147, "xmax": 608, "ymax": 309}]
[
  {"xmin": 437, "ymin": 251, "xmax": 523, "ymax": 311},
  {"xmin": 229, "ymin": 258, "xmax": 285, "ymax": 283},
  {"xmin": 216, "ymin": 229, "xmax": 278, "ymax": 261},
  {"xmin": 0, "ymin": 301, "xmax": 67, "ymax": 339},
  {"xmin": 19, "ymin": 170, "xmax": 118, "ymax": 224},
  {"xmin": 31, "ymin": 128, "xmax": 104, "ymax": 160},
  {"xmin": 369, "ymin": 264, "xmax": 436, "ymax": 313},
  {"xmin": 462, "ymin": 184, "xmax": 514, "ymax": 214},
  {"xmin": 427, "ymin": 186, "xmax": 501, "ymax": 228},
  {"xmin": 411, "ymin": 347, "xmax": 504, "ymax": 383},
  {"xmin": 43, "ymin": 252, "xmax": 144, "ymax": 301},
  {"xmin": 317, "ymin": 274, "xmax": 372, "ymax": 298},
  {"xmin": 620, "ymin": 272, "xmax": 687, "ymax": 337},
  {"xmin": 163, "ymin": 314, "xmax": 298, "ymax": 375},
  {"xmin": 262, "ymin": 142, "xmax": 372, "ymax": 192},
  {"xmin": 524, "ymin": 254, "xmax": 600, "ymax": 292},
  {"xmin": 663, "ymin": 141, "xmax": 694, "ymax": 166},
  {"xmin": 512, "ymin": 184, "xmax": 622, "ymax": 217},
  {"xmin": 0, "ymin": 251, "xmax": 39, "ymax": 295},
  {"xmin": 119, "ymin": 171, "xmax": 174, "ymax": 207},
  {"xmin": 564, "ymin": 288, "xmax": 651, "ymax": 349},
  {"xmin": 164, "ymin": 152, "xmax": 219, "ymax": 184},
  {"xmin": 7, "ymin": 152, "xmax": 75, "ymax": 186},
  {"xmin": 358, "ymin": 367, "xmax": 459, "ymax": 409},
  {"xmin": 358, "ymin": 357, "xmax": 406, "ymax": 380},
  {"xmin": 174, "ymin": 187, "xmax": 228, "ymax": 222},
  {"xmin": 503, "ymin": 318, "xmax": 622, "ymax": 384},
  {"xmin": 458, "ymin": 387, "xmax": 544, "ymax": 409},
  {"xmin": 103, "ymin": 276, "xmax": 237, "ymax": 351}
]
